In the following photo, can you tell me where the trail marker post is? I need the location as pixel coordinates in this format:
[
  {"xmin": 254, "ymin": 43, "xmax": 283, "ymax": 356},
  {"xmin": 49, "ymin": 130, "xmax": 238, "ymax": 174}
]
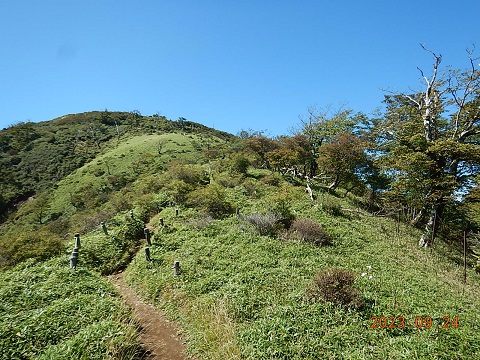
[{"xmin": 173, "ymin": 261, "xmax": 181, "ymax": 276}]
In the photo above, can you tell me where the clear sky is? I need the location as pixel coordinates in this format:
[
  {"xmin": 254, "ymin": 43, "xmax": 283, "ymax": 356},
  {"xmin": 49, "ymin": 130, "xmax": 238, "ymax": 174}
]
[{"xmin": 1, "ymin": 0, "xmax": 478, "ymax": 136}]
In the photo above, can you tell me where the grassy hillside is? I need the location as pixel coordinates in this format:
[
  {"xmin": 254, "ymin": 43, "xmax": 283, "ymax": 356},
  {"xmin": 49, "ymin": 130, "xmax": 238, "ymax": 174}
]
[
  {"xmin": 0, "ymin": 257, "xmax": 141, "ymax": 359},
  {"xmin": 1, "ymin": 112, "xmax": 479, "ymax": 359},
  {"xmin": 123, "ymin": 184, "xmax": 480, "ymax": 359},
  {"xmin": 0, "ymin": 123, "xmax": 230, "ymax": 268},
  {"xmin": 0, "ymin": 111, "xmax": 233, "ymax": 219}
]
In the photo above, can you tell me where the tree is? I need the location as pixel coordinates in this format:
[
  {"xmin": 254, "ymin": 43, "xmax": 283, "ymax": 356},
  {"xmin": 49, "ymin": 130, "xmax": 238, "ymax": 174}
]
[
  {"xmin": 377, "ymin": 46, "xmax": 480, "ymax": 247},
  {"xmin": 242, "ymin": 135, "xmax": 278, "ymax": 169},
  {"xmin": 297, "ymin": 106, "xmax": 363, "ymax": 176},
  {"xmin": 316, "ymin": 132, "xmax": 368, "ymax": 192}
]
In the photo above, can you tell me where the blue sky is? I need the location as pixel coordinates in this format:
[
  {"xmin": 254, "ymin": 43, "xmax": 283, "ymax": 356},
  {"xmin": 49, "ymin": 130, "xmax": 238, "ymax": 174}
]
[{"xmin": 0, "ymin": 0, "xmax": 478, "ymax": 136}]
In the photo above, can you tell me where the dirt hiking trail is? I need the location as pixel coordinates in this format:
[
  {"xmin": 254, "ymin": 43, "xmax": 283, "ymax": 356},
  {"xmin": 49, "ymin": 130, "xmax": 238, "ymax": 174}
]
[{"xmin": 109, "ymin": 272, "xmax": 191, "ymax": 360}]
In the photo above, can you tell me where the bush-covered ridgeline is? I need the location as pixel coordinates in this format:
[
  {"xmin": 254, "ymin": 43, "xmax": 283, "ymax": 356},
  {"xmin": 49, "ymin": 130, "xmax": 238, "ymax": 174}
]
[
  {"xmin": 0, "ymin": 110, "xmax": 234, "ymax": 220},
  {"xmin": 0, "ymin": 113, "xmax": 480, "ymax": 358}
]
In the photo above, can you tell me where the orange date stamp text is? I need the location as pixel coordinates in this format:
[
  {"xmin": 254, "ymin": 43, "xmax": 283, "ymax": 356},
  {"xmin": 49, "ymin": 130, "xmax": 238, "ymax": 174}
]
[{"xmin": 369, "ymin": 315, "xmax": 459, "ymax": 329}]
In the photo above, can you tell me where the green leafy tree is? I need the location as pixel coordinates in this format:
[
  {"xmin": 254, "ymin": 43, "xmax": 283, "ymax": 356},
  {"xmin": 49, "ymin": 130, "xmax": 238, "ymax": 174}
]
[
  {"xmin": 265, "ymin": 135, "xmax": 310, "ymax": 175},
  {"xmin": 242, "ymin": 135, "xmax": 278, "ymax": 169},
  {"xmin": 317, "ymin": 132, "xmax": 368, "ymax": 192},
  {"xmin": 377, "ymin": 46, "xmax": 480, "ymax": 247},
  {"xmin": 298, "ymin": 106, "xmax": 364, "ymax": 176}
]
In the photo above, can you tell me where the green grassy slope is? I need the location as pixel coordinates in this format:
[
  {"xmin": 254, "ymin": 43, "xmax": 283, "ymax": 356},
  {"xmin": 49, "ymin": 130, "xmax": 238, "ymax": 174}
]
[
  {"xmin": 124, "ymin": 184, "xmax": 480, "ymax": 359},
  {"xmin": 0, "ymin": 257, "xmax": 141, "ymax": 359}
]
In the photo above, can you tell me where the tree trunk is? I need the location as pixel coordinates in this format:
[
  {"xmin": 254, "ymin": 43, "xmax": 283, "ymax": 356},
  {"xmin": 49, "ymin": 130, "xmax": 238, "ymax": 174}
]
[
  {"xmin": 328, "ymin": 174, "xmax": 339, "ymax": 191},
  {"xmin": 418, "ymin": 208, "xmax": 435, "ymax": 247},
  {"xmin": 418, "ymin": 203, "xmax": 444, "ymax": 247}
]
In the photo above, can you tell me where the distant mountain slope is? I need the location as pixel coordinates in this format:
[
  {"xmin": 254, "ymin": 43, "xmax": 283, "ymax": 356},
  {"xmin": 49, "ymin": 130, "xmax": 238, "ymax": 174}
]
[{"xmin": 0, "ymin": 111, "xmax": 234, "ymax": 220}]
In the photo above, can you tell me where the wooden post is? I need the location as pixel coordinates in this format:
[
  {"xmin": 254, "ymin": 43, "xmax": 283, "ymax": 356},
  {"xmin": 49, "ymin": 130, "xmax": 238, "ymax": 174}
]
[
  {"xmin": 173, "ymin": 261, "xmax": 181, "ymax": 276},
  {"xmin": 74, "ymin": 233, "xmax": 81, "ymax": 248},
  {"xmin": 101, "ymin": 222, "xmax": 108, "ymax": 235},
  {"xmin": 144, "ymin": 228, "xmax": 151, "ymax": 246},
  {"xmin": 144, "ymin": 247, "xmax": 151, "ymax": 262},
  {"xmin": 464, "ymin": 231, "xmax": 467, "ymax": 284},
  {"xmin": 70, "ymin": 248, "xmax": 79, "ymax": 269}
]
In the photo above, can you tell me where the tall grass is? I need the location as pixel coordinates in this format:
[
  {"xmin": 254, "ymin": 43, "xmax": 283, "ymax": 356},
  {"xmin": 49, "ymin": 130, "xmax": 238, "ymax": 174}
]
[{"xmin": 0, "ymin": 257, "xmax": 142, "ymax": 359}]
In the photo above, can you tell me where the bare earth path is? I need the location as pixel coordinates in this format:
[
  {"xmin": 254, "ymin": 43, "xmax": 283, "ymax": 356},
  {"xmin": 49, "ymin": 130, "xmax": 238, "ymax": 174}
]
[{"xmin": 109, "ymin": 272, "xmax": 190, "ymax": 360}]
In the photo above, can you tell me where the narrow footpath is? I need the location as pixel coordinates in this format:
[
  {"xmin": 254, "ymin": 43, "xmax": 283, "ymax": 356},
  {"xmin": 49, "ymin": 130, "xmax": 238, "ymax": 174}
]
[{"xmin": 109, "ymin": 272, "xmax": 190, "ymax": 360}]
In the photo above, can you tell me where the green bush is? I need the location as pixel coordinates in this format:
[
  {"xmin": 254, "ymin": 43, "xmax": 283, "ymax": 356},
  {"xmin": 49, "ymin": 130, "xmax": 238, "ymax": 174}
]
[
  {"xmin": 260, "ymin": 172, "xmax": 283, "ymax": 187},
  {"xmin": 69, "ymin": 210, "xmax": 113, "ymax": 234},
  {"xmin": 215, "ymin": 172, "xmax": 244, "ymax": 188},
  {"xmin": 134, "ymin": 193, "xmax": 164, "ymax": 223},
  {"xmin": 229, "ymin": 153, "xmax": 250, "ymax": 174},
  {"xmin": 241, "ymin": 178, "xmax": 258, "ymax": 198},
  {"xmin": 187, "ymin": 184, "xmax": 234, "ymax": 218},
  {"xmin": 0, "ymin": 229, "xmax": 63, "ymax": 267},
  {"xmin": 322, "ymin": 200, "xmax": 344, "ymax": 217},
  {"xmin": 82, "ymin": 214, "xmax": 144, "ymax": 275},
  {"xmin": 165, "ymin": 162, "xmax": 209, "ymax": 185},
  {"xmin": 164, "ymin": 179, "xmax": 194, "ymax": 205},
  {"xmin": 308, "ymin": 268, "xmax": 364, "ymax": 309},
  {"xmin": 270, "ymin": 192, "xmax": 296, "ymax": 229}
]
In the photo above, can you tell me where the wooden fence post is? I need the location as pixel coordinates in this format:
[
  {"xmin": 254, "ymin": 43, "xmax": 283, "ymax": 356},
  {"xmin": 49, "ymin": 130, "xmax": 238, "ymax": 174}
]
[
  {"xmin": 101, "ymin": 222, "xmax": 108, "ymax": 235},
  {"xmin": 144, "ymin": 247, "xmax": 151, "ymax": 262},
  {"xmin": 144, "ymin": 228, "xmax": 152, "ymax": 246},
  {"xmin": 173, "ymin": 261, "xmax": 181, "ymax": 276},
  {"xmin": 74, "ymin": 233, "xmax": 81, "ymax": 248},
  {"xmin": 70, "ymin": 248, "xmax": 79, "ymax": 270}
]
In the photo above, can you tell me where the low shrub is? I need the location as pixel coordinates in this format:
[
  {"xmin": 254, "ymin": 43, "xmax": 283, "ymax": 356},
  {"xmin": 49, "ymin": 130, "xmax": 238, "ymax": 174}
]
[
  {"xmin": 134, "ymin": 193, "xmax": 164, "ymax": 223},
  {"xmin": 81, "ymin": 213, "xmax": 144, "ymax": 275},
  {"xmin": 308, "ymin": 268, "xmax": 364, "ymax": 309},
  {"xmin": 270, "ymin": 192, "xmax": 295, "ymax": 229},
  {"xmin": 322, "ymin": 201, "xmax": 343, "ymax": 217},
  {"xmin": 187, "ymin": 184, "xmax": 234, "ymax": 218},
  {"xmin": 241, "ymin": 179, "xmax": 258, "ymax": 198},
  {"xmin": 70, "ymin": 210, "xmax": 113, "ymax": 234},
  {"xmin": 215, "ymin": 172, "xmax": 244, "ymax": 188},
  {"xmin": 164, "ymin": 179, "xmax": 194, "ymax": 205},
  {"xmin": 165, "ymin": 162, "xmax": 209, "ymax": 185},
  {"xmin": 288, "ymin": 218, "xmax": 331, "ymax": 246},
  {"xmin": 260, "ymin": 172, "xmax": 283, "ymax": 187},
  {"xmin": 242, "ymin": 212, "xmax": 282, "ymax": 236},
  {"xmin": 229, "ymin": 153, "xmax": 250, "ymax": 174},
  {"xmin": 0, "ymin": 229, "xmax": 63, "ymax": 268},
  {"xmin": 188, "ymin": 214, "xmax": 215, "ymax": 230}
]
